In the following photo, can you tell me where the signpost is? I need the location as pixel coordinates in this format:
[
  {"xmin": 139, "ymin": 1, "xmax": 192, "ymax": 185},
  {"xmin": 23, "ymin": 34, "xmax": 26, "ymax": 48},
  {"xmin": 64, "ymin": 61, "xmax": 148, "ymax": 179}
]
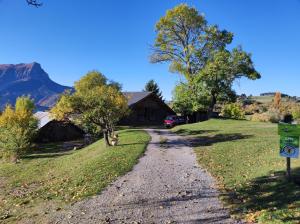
[
  {"xmin": 278, "ymin": 123, "xmax": 300, "ymax": 181},
  {"xmin": 279, "ymin": 136, "xmax": 299, "ymax": 158}
]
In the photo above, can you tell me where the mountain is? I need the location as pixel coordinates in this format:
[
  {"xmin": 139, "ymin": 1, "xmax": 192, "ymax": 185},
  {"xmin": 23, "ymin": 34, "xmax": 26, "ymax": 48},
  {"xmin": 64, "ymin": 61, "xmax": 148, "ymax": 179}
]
[{"xmin": 0, "ymin": 62, "xmax": 72, "ymax": 110}]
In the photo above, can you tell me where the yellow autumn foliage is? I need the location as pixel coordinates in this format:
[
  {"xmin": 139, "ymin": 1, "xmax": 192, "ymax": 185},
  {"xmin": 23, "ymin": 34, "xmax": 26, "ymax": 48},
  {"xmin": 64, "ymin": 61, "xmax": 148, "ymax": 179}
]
[
  {"xmin": 50, "ymin": 71, "xmax": 128, "ymax": 145},
  {"xmin": 0, "ymin": 96, "xmax": 38, "ymax": 161}
]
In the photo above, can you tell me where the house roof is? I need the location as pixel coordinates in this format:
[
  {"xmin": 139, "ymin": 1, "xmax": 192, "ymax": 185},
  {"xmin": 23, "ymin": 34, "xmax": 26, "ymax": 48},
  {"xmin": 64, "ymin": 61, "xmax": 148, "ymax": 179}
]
[
  {"xmin": 34, "ymin": 91, "xmax": 173, "ymax": 127},
  {"xmin": 123, "ymin": 91, "xmax": 153, "ymax": 106},
  {"xmin": 34, "ymin": 111, "xmax": 53, "ymax": 129},
  {"xmin": 33, "ymin": 92, "xmax": 153, "ymax": 128}
]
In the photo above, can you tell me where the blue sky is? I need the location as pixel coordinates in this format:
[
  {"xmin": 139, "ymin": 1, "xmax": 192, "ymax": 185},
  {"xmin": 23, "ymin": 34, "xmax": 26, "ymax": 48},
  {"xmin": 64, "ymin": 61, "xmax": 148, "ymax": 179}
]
[{"xmin": 0, "ymin": 0, "xmax": 300, "ymax": 100}]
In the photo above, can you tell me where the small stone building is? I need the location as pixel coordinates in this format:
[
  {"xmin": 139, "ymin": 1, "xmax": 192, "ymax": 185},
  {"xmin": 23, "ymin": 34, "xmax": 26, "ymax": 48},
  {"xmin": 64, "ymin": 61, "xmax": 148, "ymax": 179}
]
[
  {"xmin": 34, "ymin": 112, "xmax": 85, "ymax": 143},
  {"xmin": 120, "ymin": 92, "xmax": 175, "ymax": 125}
]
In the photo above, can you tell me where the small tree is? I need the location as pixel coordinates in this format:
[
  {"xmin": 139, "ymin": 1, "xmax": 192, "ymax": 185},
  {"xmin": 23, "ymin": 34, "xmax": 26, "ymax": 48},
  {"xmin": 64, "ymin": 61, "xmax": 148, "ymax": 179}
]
[
  {"xmin": 144, "ymin": 79, "xmax": 163, "ymax": 100},
  {"xmin": 172, "ymin": 81, "xmax": 210, "ymax": 116},
  {"xmin": 0, "ymin": 96, "xmax": 38, "ymax": 162},
  {"xmin": 274, "ymin": 92, "xmax": 282, "ymax": 109},
  {"xmin": 51, "ymin": 71, "xmax": 128, "ymax": 147}
]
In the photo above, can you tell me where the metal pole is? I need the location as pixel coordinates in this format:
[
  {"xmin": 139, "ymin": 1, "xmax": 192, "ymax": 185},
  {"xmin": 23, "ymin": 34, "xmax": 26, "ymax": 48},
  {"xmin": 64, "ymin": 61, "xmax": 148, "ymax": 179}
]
[{"xmin": 287, "ymin": 157, "xmax": 291, "ymax": 182}]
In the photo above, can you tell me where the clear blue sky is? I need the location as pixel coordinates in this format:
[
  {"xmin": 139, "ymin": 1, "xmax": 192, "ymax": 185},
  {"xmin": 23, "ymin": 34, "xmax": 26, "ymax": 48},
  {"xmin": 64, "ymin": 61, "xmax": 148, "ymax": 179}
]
[{"xmin": 1, "ymin": 0, "xmax": 300, "ymax": 100}]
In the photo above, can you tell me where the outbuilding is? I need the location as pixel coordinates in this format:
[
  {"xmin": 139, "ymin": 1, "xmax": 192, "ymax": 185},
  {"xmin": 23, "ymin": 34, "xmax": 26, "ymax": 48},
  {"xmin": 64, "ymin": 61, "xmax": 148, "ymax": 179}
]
[
  {"xmin": 34, "ymin": 111, "xmax": 85, "ymax": 143},
  {"xmin": 121, "ymin": 92, "xmax": 175, "ymax": 125}
]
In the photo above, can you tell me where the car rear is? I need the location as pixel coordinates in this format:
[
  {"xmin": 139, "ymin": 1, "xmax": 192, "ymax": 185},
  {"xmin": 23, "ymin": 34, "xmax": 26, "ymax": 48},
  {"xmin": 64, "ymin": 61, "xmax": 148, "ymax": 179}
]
[{"xmin": 164, "ymin": 115, "xmax": 177, "ymax": 128}]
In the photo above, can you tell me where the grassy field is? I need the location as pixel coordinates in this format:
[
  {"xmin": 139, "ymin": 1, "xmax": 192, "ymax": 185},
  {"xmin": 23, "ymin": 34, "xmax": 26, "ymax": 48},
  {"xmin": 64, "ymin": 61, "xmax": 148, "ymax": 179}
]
[
  {"xmin": 250, "ymin": 95, "xmax": 275, "ymax": 103},
  {"xmin": 250, "ymin": 95, "xmax": 291, "ymax": 104},
  {"xmin": 0, "ymin": 129, "xmax": 150, "ymax": 223},
  {"xmin": 173, "ymin": 119, "xmax": 300, "ymax": 224}
]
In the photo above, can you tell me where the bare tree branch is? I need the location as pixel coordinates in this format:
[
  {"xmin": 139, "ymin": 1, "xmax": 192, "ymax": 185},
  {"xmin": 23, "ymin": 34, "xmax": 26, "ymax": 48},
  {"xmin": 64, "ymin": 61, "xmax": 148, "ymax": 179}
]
[{"xmin": 26, "ymin": 0, "xmax": 43, "ymax": 7}]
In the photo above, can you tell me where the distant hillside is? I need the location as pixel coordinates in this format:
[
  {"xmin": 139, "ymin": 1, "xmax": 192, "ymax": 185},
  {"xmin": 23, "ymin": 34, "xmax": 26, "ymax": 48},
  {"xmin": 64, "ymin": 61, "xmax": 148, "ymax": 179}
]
[
  {"xmin": 260, "ymin": 92, "xmax": 290, "ymax": 98},
  {"xmin": 250, "ymin": 95, "xmax": 300, "ymax": 104},
  {"xmin": 0, "ymin": 62, "xmax": 72, "ymax": 110}
]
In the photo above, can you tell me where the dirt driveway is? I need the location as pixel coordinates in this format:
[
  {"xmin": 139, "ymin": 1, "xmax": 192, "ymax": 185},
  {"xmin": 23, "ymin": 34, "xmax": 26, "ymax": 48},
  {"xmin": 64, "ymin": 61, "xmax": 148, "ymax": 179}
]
[{"xmin": 52, "ymin": 129, "xmax": 236, "ymax": 224}]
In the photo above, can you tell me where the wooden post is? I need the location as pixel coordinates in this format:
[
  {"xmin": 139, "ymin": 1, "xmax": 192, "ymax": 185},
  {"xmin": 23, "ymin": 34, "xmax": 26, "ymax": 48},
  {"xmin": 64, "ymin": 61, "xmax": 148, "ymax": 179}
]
[{"xmin": 286, "ymin": 157, "xmax": 291, "ymax": 182}]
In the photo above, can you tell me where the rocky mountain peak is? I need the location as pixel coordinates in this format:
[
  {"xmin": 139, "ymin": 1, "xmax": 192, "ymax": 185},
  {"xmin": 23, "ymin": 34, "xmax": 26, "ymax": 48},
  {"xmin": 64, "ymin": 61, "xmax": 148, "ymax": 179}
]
[
  {"xmin": 0, "ymin": 62, "xmax": 49, "ymax": 84},
  {"xmin": 0, "ymin": 62, "xmax": 71, "ymax": 110}
]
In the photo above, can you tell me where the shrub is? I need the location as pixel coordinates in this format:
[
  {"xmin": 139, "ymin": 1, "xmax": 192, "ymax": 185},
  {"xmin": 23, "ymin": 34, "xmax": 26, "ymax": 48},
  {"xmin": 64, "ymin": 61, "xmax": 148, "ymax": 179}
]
[
  {"xmin": 244, "ymin": 103, "xmax": 260, "ymax": 115},
  {"xmin": 277, "ymin": 102, "xmax": 299, "ymax": 116},
  {"xmin": 0, "ymin": 97, "xmax": 38, "ymax": 162},
  {"xmin": 221, "ymin": 103, "xmax": 245, "ymax": 120},
  {"xmin": 261, "ymin": 105, "xmax": 268, "ymax": 113},
  {"xmin": 266, "ymin": 109, "xmax": 281, "ymax": 123},
  {"xmin": 290, "ymin": 104, "xmax": 300, "ymax": 120},
  {"xmin": 251, "ymin": 113, "xmax": 270, "ymax": 122},
  {"xmin": 251, "ymin": 109, "xmax": 281, "ymax": 123}
]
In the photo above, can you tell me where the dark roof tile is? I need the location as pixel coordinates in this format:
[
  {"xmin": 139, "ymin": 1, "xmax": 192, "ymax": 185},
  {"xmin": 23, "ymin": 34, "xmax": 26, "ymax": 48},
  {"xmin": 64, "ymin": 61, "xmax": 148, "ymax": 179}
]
[{"xmin": 123, "ymin": 91, "xmax": 152, "ymax": 106}]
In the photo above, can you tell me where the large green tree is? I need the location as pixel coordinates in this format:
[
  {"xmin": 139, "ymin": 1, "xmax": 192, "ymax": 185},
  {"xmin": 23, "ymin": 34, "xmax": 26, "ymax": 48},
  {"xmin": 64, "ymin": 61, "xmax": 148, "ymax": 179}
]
[
  {"xmin": 151, "ymin": 4, "xmax": 233, "ymax": 81},
  {"xmin": 51, "ymin": 71, "xmax": 128, "ymax": 146},
  {"xmin": 144, "ymin": 79, "xmax": 163, "ymax": 100},
  {"xmin": 152, "ymin": 4, "xmax": 260, "ymax": 117}
]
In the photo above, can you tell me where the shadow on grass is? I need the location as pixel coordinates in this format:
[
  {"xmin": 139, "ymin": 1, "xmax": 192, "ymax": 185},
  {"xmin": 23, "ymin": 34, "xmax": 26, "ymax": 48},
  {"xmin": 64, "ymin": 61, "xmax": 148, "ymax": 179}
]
[
  {"xmin": 145, "ymin": 132, "xmax": 253, "ymax": 149},
  {"xmin": 23, "ymin": 140, "xmax": 85, "ymax": 160},
  {"xmin": 188, "ymin": 133, "xmax": 253, "ymax": 147},
  {"xmin": 117, "ymin": 142, "xmax": 147, "ymax": 147},
  {"xmin": 174, "ymin": 129, "xmax": 218, "ymax": 136},
  {"xmin": 23, "ymin": 152, "xmax": 71, "ymax": 159},
  {"xmin": 228, "ymin": 168, "xmax": 300, "ymax": 223},
  {"xmin": 117, "ymin": 125, "xmax": 164, "ymax": 130},
  {"xmin": 173, "ymin": 128, "xmax": 253, "ymax": 147}
]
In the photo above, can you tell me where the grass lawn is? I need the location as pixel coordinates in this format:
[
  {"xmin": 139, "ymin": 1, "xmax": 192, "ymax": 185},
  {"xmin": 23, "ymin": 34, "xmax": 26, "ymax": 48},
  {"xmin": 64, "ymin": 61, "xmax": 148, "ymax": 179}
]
[
  {"xmin": 173, "ymin": 119, "xmax": 300, "ymax": 224},
  {"xmin": 0, "ymin": 129, "xmax": 150, "ymax": 223}
]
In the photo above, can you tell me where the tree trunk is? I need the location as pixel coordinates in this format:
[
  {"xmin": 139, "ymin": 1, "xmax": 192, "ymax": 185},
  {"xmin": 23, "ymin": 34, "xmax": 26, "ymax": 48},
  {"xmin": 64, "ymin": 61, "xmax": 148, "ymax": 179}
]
[
  {"xmin": 103, "ymin": 130, "xmax": 111, "ymax": 147},
  {"xmin": 208, "ymin": 94, "xmax": 217, "ymax": 119},
  {"xmin": 186, "ymin": 115, "xmax": 189, "ymax": 124}
]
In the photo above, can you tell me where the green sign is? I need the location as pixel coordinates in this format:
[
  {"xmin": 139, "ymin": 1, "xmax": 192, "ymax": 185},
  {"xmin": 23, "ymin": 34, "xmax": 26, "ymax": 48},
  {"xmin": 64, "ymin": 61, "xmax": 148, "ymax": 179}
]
[
  {"xmin": 280, "ymin": 135, "xmax": 299, "ymax": 158},
  {"xmin": 278, "ymin": 123, "xmax": 300, "ymax": 136}
]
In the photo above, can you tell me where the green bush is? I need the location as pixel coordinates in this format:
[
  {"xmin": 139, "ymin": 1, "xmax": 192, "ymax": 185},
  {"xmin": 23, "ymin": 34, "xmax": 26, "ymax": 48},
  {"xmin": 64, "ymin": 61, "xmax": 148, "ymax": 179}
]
[
  {"xmin": 221, "ymin": 103, "xmax": 245, "ymax": 120},
  {"xmin": 290, "ymin": 104, "xmax": 300, "ymax": 120}
]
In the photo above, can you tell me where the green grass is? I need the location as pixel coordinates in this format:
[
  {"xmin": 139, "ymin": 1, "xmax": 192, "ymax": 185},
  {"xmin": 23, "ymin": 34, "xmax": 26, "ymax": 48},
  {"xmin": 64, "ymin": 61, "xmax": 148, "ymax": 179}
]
[
  {"xmin": 0, "ymin": 129, "xmax": 150, "ymax": 223},
  {"xmin": 173, "ymin": 119, "xmax": 300, "ymax": 224}
]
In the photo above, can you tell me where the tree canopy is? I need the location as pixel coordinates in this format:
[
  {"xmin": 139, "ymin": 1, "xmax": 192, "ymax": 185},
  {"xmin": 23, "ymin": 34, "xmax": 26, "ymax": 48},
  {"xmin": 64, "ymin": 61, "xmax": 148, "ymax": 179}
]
[
  {"xmin": 144, "ymin": 79, "xmax": 163, "ymax": 100},
  {"xmin": 196, "ymin": 48, "xmax": 260, "ymax": 114},
  {"xmin": 51, "ymin": 71, "xmax": 128, "ymax": 146},
  {"xmin": 172, "ymin": 81, "xmax": 210, "ymax": 115},
  {"xmin": 151, "ymin": 4, "xmax": 233, "ymax": 81},
  {"xmin": 152, "ymin": 4, "xmax": 260, "ymax": 117},
  {"xmin": 0, "ymin": 96, "xmax": 38, "ymax": 162}
]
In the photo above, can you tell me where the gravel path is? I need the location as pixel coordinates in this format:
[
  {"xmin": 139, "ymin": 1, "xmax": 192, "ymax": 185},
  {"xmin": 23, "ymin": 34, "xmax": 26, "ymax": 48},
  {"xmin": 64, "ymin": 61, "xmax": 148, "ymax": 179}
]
[{"xmin": 52, "ymin": 129, "xmax": 236, "ymax": 224}]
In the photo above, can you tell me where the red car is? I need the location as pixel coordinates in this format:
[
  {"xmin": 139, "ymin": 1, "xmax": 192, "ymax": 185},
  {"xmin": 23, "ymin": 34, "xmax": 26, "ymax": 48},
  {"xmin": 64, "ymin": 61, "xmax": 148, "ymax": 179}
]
[{"xmin": 164, "ymin": 115, "xmax": 179, "ymax": 128}]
